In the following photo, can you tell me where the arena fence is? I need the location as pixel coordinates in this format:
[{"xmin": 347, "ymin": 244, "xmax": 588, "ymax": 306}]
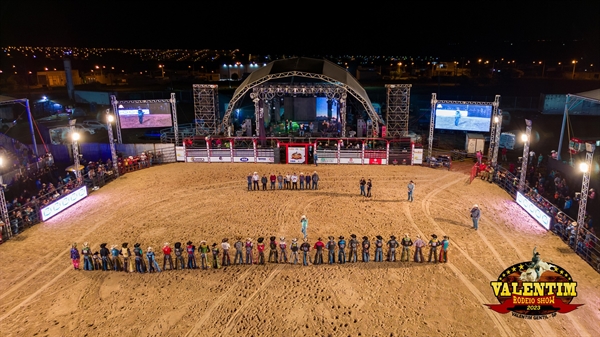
[
  {"xmin": 493, "ymin": 166, "xmax": 600, "ymax": 274},
  {"xmin": 0, "ymin": 147, "xmax": 176, "ymax": 243}
]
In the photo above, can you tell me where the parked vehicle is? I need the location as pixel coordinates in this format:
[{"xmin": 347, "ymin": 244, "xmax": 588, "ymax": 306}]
[{"xmin": 82, "ymin": 120, "xmax": 108, "ymax": 131}]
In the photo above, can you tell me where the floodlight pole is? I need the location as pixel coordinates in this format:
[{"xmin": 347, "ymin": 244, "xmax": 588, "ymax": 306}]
[
  {"xmin": 0, "ymin": 186, "xmax": 12, "ymax": 239},
  {"xmin": 487, "ymin": 95, "xmax": 501, "ymax": 166},
  {"xmin": 577, "ymin": 143, "xmax": 595, "ymax": 228},
  {"xmin": 170, "ymin": 93, "xmax": 179, "ymax": 145},
  {"xmin": 519, "ymin": 119, "xmax": 532, "ymax": 192},
  {"xmin": 69, "ymin": 120, "xmax": 81, "ymax": 182},
  {"xmin": 25, "ymin": 99, "xmax": 39, "ymax": 157},
  {"xmin": 428, "ymin": 93, "xmax": 437, "ymax": 161},
  {"xmin": 106, "ymin": 110, "xmax": 119, "ymax": 177}
]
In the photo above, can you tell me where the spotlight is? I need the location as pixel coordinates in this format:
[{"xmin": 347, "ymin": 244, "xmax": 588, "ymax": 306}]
[
  {"xmin": 579, "ymin": 162, "xmax": 589, "ymax": 173},
  {"xmin": 521, "ymin": 134, "xmax": 528, "ymax": 142}
]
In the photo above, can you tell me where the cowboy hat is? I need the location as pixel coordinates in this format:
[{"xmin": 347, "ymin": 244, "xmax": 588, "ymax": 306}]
[
  {"xmin": 257, "ymin": 237, "xmax": 264, "ymax": 243},
  {"xmin": 350, "ymin": 234, "xmax": 357, "ymax": 238},
  {"xmin": 164, "ymin": 242, "xmax": 169, "ymax": 246},
  {"xmin": 339, "ymin": 236, "xmax": 344, "ymax": 240},
  {"xmin": 212, "ymin": 243, "xmax": 217, "ymax": 247},
  {"xmin": 147, "ymin": 247, "xmax": 153, "ymax": 251},
  {"xmin": 301, "ymin": 215, "xmax": 307, "ymax": 219},
  {"xmin": 280, "ymin": 237, "xmax": 285, "ymax": 241},
  {"xmin": 222, "ymin": 238, "xmax": 229, "ymax": 242},
  {"xmin": 292, "ymin": 238, "xmax": 298, "ymax": 242},
  {"xmin": 187, "ymin": 241, "xmax": 192, "ymax": 245},
  {"xmin": 404, "ymin": 233, "xmax": 409, "ymax": 237},
  {"xmin": 362, "ymin": 236, "xmax": 368, "ymax": 240},
  {"xmin": 390, "ymin": 235, "xmax": 396, "ymax": 240},
  {"xmin": 473, "ymin": 204, "xmax": 479, "ymax": 208},
  {"xmin": 376, "ymin": 235, "xmax": 383, "ymax": 240},
  {"xmin": 431, "ymin": 234, "xmax": 438, "ymax": 239},
  {"xmin": 328, "ymin": 236, "xmax": 334, "ymax": 240},
  {"xmin": 200, "ymin": 240, "xmax": 206, "ymax": 244},
  {"xmin": 270, "ymin": 236, "xmax": 276, "ymax": 241}
]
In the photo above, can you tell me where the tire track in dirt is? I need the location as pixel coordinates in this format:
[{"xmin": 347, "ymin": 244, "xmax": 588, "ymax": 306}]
[
  {"xmin": 220, "ymin": 264, "xmax": 285, "ymax": 335},
  {"xmin": 403, "ymin": 199, "xmax": 516, "ymax": 337},
  {"xmin": 419, "ymin": 177, "xmax": 557, "ymax": 337}
]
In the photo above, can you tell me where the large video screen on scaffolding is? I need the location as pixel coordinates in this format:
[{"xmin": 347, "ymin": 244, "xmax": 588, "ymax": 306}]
[
  {"xmin": 434, "ymin": 103, "xmax": 492, "ymax": 132},
  {"xmin": 117, "ymin": 102, "xmax": 173, "ymax": 129}
]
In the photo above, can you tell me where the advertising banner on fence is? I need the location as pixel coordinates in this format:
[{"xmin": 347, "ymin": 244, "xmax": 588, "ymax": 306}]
[
  {"xmin": 413, "ymin": 148, "xmax": 423, "ymax": 165},
  {"xmin": 233, "ymin": 157, "xmax": 253, "ymax": 163},
  {"xmin": 318, "ymin": 157, "xmax": 337, "ymax": 164},
  {"xmin": 339, "ymin": 158, "xmax": 361, "ymax": 164},
  {"xmin": 369, "ymin": 158, "xmax": 382, "ymax": 165},
  {"xmin": 41, "ymin": 186, "xmax": 88, "ymax": 221},
  {"xmin": 209, "ymin": 156, "xmax": 231, "ymax": 163},
  {"xmin": 516, "ymin": 192, "xmax": 551, "ymax": 230},
  {"xmin": 187, "ymin": 157, "xmax": 208, "ymax": 163},
  {"xmin": 288, "ymin": 147, "xmax": 306, "ymax": 164},
  {"xmin": 176, "ymin": 146, "xmax": 185, "ymax": 162},
  {"xmin": 257, "ymin": 157, "xmax": 274, "ymax": 163}
]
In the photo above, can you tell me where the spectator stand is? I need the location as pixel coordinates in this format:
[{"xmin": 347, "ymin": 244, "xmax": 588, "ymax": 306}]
[{"xmin": 493, "ymin": 165, "xmax": 599, "ymax": 273}]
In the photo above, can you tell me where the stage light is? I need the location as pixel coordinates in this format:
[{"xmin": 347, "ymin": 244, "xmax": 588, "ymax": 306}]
[
  {"xmin": 521, "ymin": 134, "xmax": 528, "ymax": 142},
  {"xmin": 107, "ymin": 115, "xmax": 114, "ymax": 123},
  {"xmin": 494, "ymin": 116, "xmax": 499, "ymax": 123},
  {"xmin": 579, "ymin": 162, "xmax": 589, "ymax": 173},
  {"xmin": 72, "ymin": 132, "xmax": 80, "ymax": 141}
]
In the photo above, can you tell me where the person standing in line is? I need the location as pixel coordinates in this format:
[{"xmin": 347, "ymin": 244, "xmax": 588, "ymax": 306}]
[
  {"xmin": 366, "ymin": 179, "xmax": 372, "ymax": 197},
  {"xmin": 146, "ymin": 247, "xmax": 161, "ymax": 272},
  {"xmin": 270, "ymin": 173, "xmax": 277, "ymax": 190},
  {"xmin": 70, "ymin": 243, "xmax": 80, "ymax": 270},
  {"xmin": 199, "ymin": 240, "xmax": 210, "ymax": 269},
  {"xmin": 300, "ymin": 215, "xmax": 308, "ymax": 239},
  {"xmin": 299, "ymin": 172, "xmax": 305, "ymax": 190},
  {"xmin": 283, "ymin": 173, "xmax": 289, "ymax": 189},
  {"xmin": 162, "ymin": 242, "xmax": 174, "ymax": 271},
  {"xmin": 413, "ymin": 235, "xmax": 425, "ymax": 263},
  {"xmin": 210, "ymin": 243, "xmax": 220, "ymax": 269},
  {"xmin": 291, "ymin": 173, "xmax": 299, "ymax": 189},
  {"xmin": 121, "ymin": 242, "xmax": 134, "ymax": 272},
  {"xmin": 279, "ymin": 237, "xmax": 288, "ymax": 263},
  {"xmin": 387, "ymin": 235, "xmax": 399, "ymax": 262},
  {"xmin": 300, "ymin": 238, "xmax": 311, "ymax": 266},
  {"xmin": 174, "ymin": 242, "xmax": 185, "ymax": 270},
  {"xmin": 233, "ymin": 238, "xmax": 244, "ymax": 265},
  {"xmin": 261, "ymin": 174, "xmax": 268, "ymax": 191},
  {"xmin": 439, "ymin": 236, "xmax": 450, "ymax": 263},
  {"xmin": 428, "ymin": 234, "xmax": 440, "ymax": 263},
  {"xmin": 407, "ymin": 180, "xmax": 415, "ymax": 202},
  {"xmin": 100, "ymin": 243, "xmax": 110, "ymax": 271},
  {"xmin": 111, "ymin": 245, "xmax": 121, "ymax": 271},
  {"xmin": 81, "ymin": 242, "xmax": 93, "ymax": 271},
  {"xmin": 305, "ymin": 173, "xmax": 312, "ymax": 190},
  {"xmin": 359, "ymin": 177, "xmax": 366, "ymax": 196},
  {"xmin": 337, "ymin": 236, "xmax": 347, "ymax": 264},
  {"xmin": 313, "ymin": 237, "xmax": 325, "ymax": 265},
  {"xmin": 470, "ymin": 204, "xmax": 481, "ymax": 230},
  {"xmin": 290, "ymin": 238, "xmax": 299, "ymax": 265},
  {"xmin": 348, "ymin": 234, "xmax": 359, "ymax": 263},
  {"xmin": 221, "ymin": 238, "xmax": 231, "ymax": 267},
  {"xmin": 400, "ymin": 233, "xmax": 413, "ymax": 262},
  {"xmin": 361, "ymin": 236, "xmax": 371, "ymax": 262},
  {"xmin": 256, "ymin": 237, "xmax": 266, "ymax": 265},
  {"xmin": 277, "ymin": 173, "xmax": 283, "ymax": 190},
  {"xmin": 245, "ymin": 238, "xmax": 254, "ymax": 265},
  {"xmin": 252, "ymin": 172, "xmax": 260, "ymax": 191},
  {"xmin": 311, "ymin": 171, "xmax": 319, "ymax": 190},
  {"xmin": 246, "ymin": 173, "xmax": 252, "ymax": 191},
  {"xmin": 187, "ymin": 241, "xmax": 198, "ymax": 269},
  {"xmin": 326, "ymin": 236, "xmax": 336, "ymax": 264},
  {"xmin": 374, "ymin": 235, "xmax": 384, "ymax": 262},
  {"xmin": 268, "ymin": 236, "xmax": 279, "ymax": 263}
]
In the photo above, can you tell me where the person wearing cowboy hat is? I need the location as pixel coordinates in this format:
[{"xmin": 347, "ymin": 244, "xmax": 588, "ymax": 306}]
[
  {"xmin": 361, "ymin": 236, "xmax": 371, "ymax": 262},
  {"xmin": 186, "ymin": 241, "xmax": 198, "ymax": 269},
  {"xmin": 198, "ymin": 240, "xmax": 209, "ymax": 270},
  {"xmin": 162, "ymin": 242, "xmax": 174, "ymax": 271},
  {"xmin": 70, "ymin": 243, "xmax": 80, "ymax": 270},
  {"xmin": 81, "ymin": 242, "xmax": 93, "ymax": 271},
  {"xmin": 247, "ymin": 173, "xmax": 253, "ymax": 191},
  {"xmin": 279, "ymin": 237, "xmax": 288, "ymax": 263},
  {"xmin": 146, "ymin": 247, "xmax": 161, "ymax": 272},
  {"xmin": 348, "ymin": 234, "xmax": 359, "ymax": 263},
  {"xmin": 252, "ymin": 172, "xmax": 260, "ymax": 190},
  {"xmin": 210, "ymin": 243, "xmax": 221, "ymax": 269},
  {"xmin": 311, "ymin": 171, "xmax": 319, "ymax": 189},
  {"xmin": 121, "ymin": 243, "xmax": 134, "ymax": 272},
  {"xmin": 221, "ymin": 238, "xmax": 231, "ymax": 267},
  {"xmin": 439, "ymin": 236, "xmax": 450, "ymax": 263},
  {"xmin": 374, "ymin": 235, "xmax": 384, "ymax": 262},
  {"xmin": 110, "ymin": 244, "xmax": 122, "ymax": 271},
  {"xmin": 326, "ymin": 236, "xmax": 337, "ymax": 264},
  {"xmin": 304, "ymin": 171, "xmax": 312, "ymax": 190},
  {"xmin": 289, "ymin": 238, "xmax": 299, "ymax": 264},
  {"xmin": 428, "ymin": 234, "xmax": 440, "ymax": 263},
  {"xmin": 313, "ymin": 238, "xmax": 325, "ymax": 265},
  {"xmin": 470, "ymin": 204, "xmax": 481, "ymax": 230},
  {"xmin": 133, "ymin": 243, "xmax": 146, "ymax": 273},
  {"xmin": 245, "ymin": 238, "xmax": 254, "ymax": 265},
  {"xmin": 99, "ymin": 243, "xmax": 111, "ymax": 271},
  {"xmin": 299, "ymin": 172, "xmax": 305, "ymax": 190},
  {"xmin": 173, "ymin": 242, "xmax": 185, "ymax": 270},
  {"xmin": 413, "ymin": 235, "xmax": 425, "ymax": 263},
  {"xmin": 300, "ymin": 238, "xmax": 311, "ymax": 266},
  {"xmin": 257, "ymin": 237, "xmax": 266, "ymax": 265},
  {"xmin": 387, "ymin": 235, "xmax": 399, "ymax": 262},
  {"xmin": 337, "ymin": 236, "xmax": 347, "ymax": 264},
  {"xmin": 234, "ymin": 237, "xmax": 244, "ymax": 265},
  {"xmin": 400, "ymin": 233, "xmax": 413, "ymax": 262},
  {"xmin": 300, "ymin": 215, "xmax": 308, "ymax": 240},
  {"xmin": 268, "ymin": 236, "xmax": 279, "ymax": 263}
]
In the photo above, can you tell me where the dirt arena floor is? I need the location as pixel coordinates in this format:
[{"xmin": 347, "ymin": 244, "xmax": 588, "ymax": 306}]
[{"xmin": 1, "ymin": 163, "xmax": 599, "ymax": 337}]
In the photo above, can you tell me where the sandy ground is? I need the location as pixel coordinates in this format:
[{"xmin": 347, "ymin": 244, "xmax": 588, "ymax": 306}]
[{"xmin": 0, "ymin": 163, "xmax": 599, "ymax": 337}]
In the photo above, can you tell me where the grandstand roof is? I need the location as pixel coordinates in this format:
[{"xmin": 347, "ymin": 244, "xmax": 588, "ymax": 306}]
[{"xmin": 573, "ymin": 88, "xmax": 600, "ymax": 103}]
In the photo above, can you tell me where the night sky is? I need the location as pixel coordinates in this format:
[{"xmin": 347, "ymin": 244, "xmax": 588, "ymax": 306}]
[{"xmin": 1, "ymin": 1, "xmax": 599, "ymax": 61}]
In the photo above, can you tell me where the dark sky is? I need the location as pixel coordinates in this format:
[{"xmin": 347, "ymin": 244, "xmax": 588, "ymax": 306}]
[{"xmin": 1, "ymin": 1, "xmax": 599, "ymax": 60}]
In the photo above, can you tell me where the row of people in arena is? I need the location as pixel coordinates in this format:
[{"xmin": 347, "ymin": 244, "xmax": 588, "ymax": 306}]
[
  {"xmin": 69, "ymin": 234, "xmax": 450, "ymax": 272},
  {"xmin": 247, "ymin": 171, "xmax": 320, "ymax": 190}
]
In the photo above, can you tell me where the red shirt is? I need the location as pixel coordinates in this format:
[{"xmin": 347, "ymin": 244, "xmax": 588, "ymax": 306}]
[
  {"xmin": 313, "ymin": 241, "xmax": 325, "ymax": 250},
  {"xmin": 162, "ymin": 246, "xmax": 172, "ymax": 255},
  {"xmin": 270, "ymin": 175, "xmax": 276, "ymax": 182},
  {"xmin": 257, "ymin": 243, "xmax": 265, "ymax": 252}
]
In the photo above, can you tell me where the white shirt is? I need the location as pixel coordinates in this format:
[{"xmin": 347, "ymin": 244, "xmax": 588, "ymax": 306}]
[
  {"xmin": 252, "ymin": 174, "xmax": 259, "ymax": 181},
  {"xmin": 221, "ymin": 242, "xmax": 230, "ymax": 250},
  {"xmin": 291, "ymin": 175, "xmax": 298, "ymax": 182}
]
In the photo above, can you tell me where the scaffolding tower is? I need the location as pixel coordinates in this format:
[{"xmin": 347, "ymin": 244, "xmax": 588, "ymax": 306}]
[
  {"xmin": 385, "ymin": 84, "xmax": 412, "ymax": 137},
  {"xmin": 193, "ymin": 84, "xmax": 219, "ymax": 136}
]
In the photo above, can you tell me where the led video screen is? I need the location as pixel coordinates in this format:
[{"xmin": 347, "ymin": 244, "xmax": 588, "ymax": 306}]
[
  {"xmin": 118, "ymin": 102, "xmax": 173, "ymax": 129},
  {"xmin": 434, "ymin": 103, "xmax": 492, "ymax": 132}
]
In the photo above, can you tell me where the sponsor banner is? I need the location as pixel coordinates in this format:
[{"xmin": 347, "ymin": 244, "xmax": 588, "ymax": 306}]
[
  {"xmin": 41, "ymin": 186, "xmax": 88, "ymax": 221},
  {"xmin": 257, "ymin": 157, "xmax": 274, "ymax": 162},
  {"xmin": 413, "ymin": 148, "xmax": 423, "ymax": 165},
  {"xmin": 233, "ymin": 157, "xmax": 253, "ymax": 163},
  {"xmin": 176, "ymin": 146, "xmax": 185, "ymax": 162},
  {"xmin": 369, "ymin": 158, "xmax": 382, "ymax": 165},
  {"xmin": 288, "ymin": 147, "xmax": 306, "ymax": 164},
  {"xmin": 339, "ymin": 158, "xmax": 361, "ymax": 164},
  {"xmin": 318, "ymin": 157, "xmax": 337, "ymax": 164},
  {"xmin": 209, "ymin": 156, "xmax": 231, "ymax": 162},
  {"xmin": 187, "ymin": 157, "xmax": 207, "ymax": 162},
  {"xmin": 516, "ymin": 192, "xmax": 551, "ymax": 230}
]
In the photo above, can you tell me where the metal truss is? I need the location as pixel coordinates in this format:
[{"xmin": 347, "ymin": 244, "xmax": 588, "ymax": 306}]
[
  {"xmin": 111, "ymin": 95, "xmax": 178, "ymax": 144},
  {"xmin": 428, "ymin": 93, "xmax": 436, "ymax": 160},
  {"xmin": 193, "ymin": 84, "xmax": 219, "ymax": 136},
  {"xmin": 487, "ymin": 95, "xmax": 501, "ymax": 166},
  {"xmin": 0, "ymin": 188, "xmax": 11, "ymax": 239},
  {"xmin": 577, "ymin": 144, "xmax": 595, "ymax": 227},
  {"xmin": 385, "ymin": 84, "xmax": 412, "ymax": 137},
  {"xmin": 222, "ymin": 71, "xmax": 382, "ymax": 137},
  {"xmin": 519, "ymin": 119, "xmax": 532, "ymax": 192}
]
